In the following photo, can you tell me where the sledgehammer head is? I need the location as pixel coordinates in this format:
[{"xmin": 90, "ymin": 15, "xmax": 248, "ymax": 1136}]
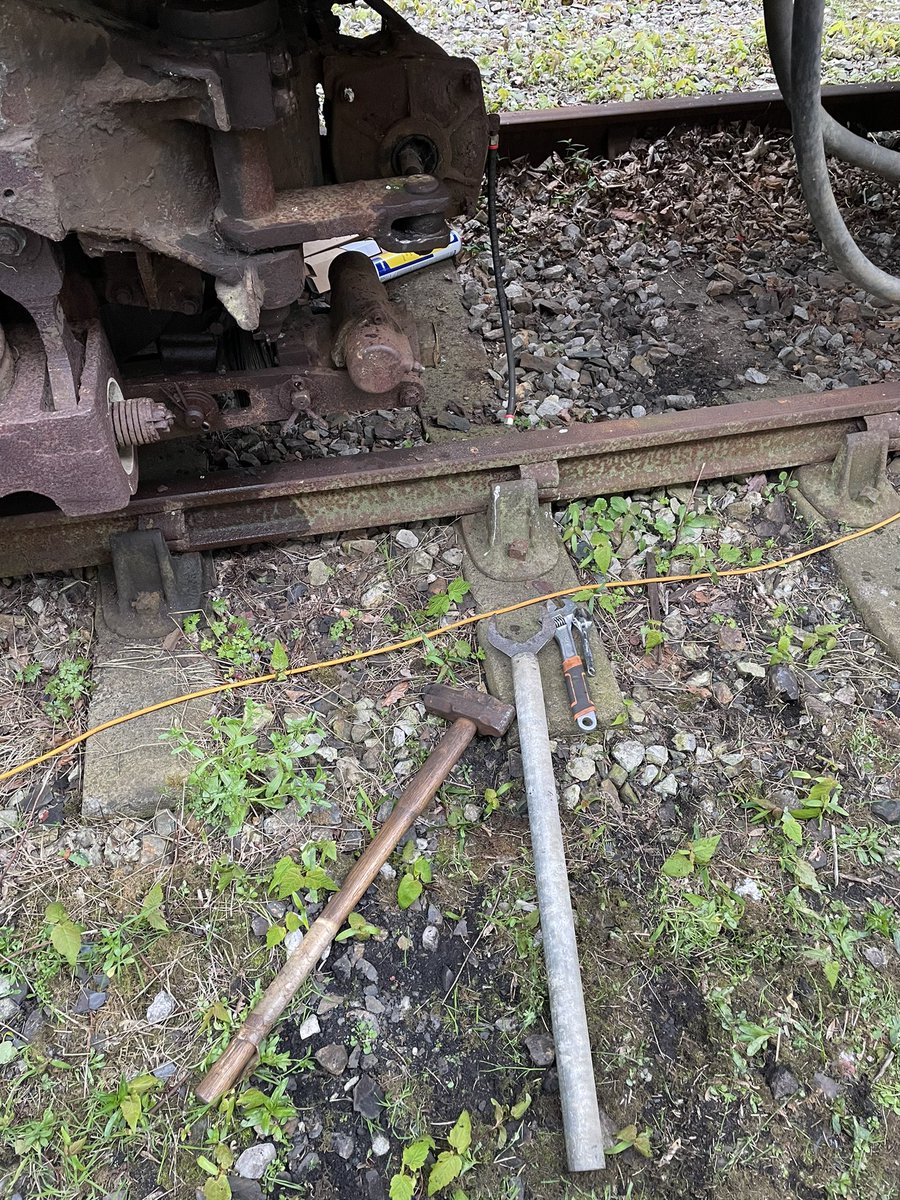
[{"xmin": 423, "ymin": 684, "xmax": 515, "ymax": 737}]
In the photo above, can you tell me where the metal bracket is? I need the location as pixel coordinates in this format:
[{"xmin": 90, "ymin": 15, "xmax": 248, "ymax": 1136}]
[
  {"xmin": 460, "ymin": 477, "xmax": 559, "ymax": 581},
  {"xmin": 98, "ymin": 529, "xmax": 212, "ymax": 639},
  {"xmin": 797, "ymin": 424, "xmax": 898, "ymax": 528}
]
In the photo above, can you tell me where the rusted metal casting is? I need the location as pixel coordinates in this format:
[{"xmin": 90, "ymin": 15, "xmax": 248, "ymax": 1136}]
[
  {"xmin": 329, "ymin": 252, "xmax": 421, "ymax": 396},
  {"xmin": 0, "ymin": 0, "xmax": 488, "ymax": 514}
]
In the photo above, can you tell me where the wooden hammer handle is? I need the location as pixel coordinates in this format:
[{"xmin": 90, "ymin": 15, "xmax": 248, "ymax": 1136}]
[{"xmin": 195, "ymin": 715, "xmax": 477, "ymax": 1105}]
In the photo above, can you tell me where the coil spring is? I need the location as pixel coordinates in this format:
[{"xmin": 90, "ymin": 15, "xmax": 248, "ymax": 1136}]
[{"xmin": 110, "ymin": 397, "xmax": 174, "ymax": 447}]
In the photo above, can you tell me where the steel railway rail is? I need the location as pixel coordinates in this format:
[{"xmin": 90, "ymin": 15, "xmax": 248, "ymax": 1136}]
[
  {"xmin": 2, "ymin": 79, "xmax": 900, "ymax": 574},
  {"xmin": 2, "ymin": 383, "xmax": 899, "ymax": 577}
]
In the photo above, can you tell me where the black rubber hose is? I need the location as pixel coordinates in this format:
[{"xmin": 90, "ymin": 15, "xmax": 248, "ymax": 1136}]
[
  {"xmin": 764, "ymin": 0, "xmax": 900, "ymax": 181},
  {"xmin": 790, "ymin": 0, "xmax": 900, "ymax": 302},
  {"xmin": 486, "ymin": 121, "xmax": 518, "ymax": 424}
]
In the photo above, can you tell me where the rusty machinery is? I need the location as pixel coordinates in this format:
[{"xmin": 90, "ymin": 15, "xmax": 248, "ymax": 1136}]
[{"xmin": 0, "ymin": 0, "xmax": 488, "ymax": 516}]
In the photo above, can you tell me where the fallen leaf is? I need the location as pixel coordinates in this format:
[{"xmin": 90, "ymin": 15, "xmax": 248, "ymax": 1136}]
[
  {"xmin": 162, "ymin": 629, "xmax": 182, "ymax": 652},
  {"xmin": 380, "ymin": 681, "xmax": 409, "ymax": 708}
]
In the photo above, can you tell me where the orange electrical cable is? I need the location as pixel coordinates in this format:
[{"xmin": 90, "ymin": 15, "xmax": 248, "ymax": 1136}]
[{"xmin": 1, "ymin": 508, "xmax": 897, "ymax": 786}]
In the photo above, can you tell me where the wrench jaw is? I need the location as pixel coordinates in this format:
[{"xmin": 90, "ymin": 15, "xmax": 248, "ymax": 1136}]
[
  {"xmin": 573, "ymin": 611, "xmax": 596, "ymax": 678},
  {"xmin": 548, "ymin": 600, "xmax": 598, "ymax": 734},
  {"xmin": 485, "ymin": 610, "xmax": 557, "ymax": 658}
]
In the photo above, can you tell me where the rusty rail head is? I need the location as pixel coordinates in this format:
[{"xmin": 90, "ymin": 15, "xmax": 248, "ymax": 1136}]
[
  {"xmin": 0, "ymin": 383, "xmax": 898, "ymax": 577},
  {"xmin": 499, "ymin": 82, "xmax": 900, "ymax": 162}
]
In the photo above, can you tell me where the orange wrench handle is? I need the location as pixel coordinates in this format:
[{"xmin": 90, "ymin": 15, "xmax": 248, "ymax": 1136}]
[{"xmin": 561, "ymin": 654, "xmax": 597, "ymax": 731}]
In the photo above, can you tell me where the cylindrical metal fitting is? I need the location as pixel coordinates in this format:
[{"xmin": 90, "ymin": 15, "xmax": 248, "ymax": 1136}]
[
  {"xmin": 329, "ymin": 251, "xmax": 418, "ymax": 394},
  {"xmin": 111, "ymin": 397, "xmax": 174, "ymax": 447}
]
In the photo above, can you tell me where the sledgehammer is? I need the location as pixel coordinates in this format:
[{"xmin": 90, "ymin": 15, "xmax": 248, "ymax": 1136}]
[{"xmin": 195, "ymin": 684, "xmax": 514, "ymax": 1105}]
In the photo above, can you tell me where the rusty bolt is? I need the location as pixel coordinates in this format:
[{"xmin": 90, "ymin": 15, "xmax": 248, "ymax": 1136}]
[
  {"xmin": 0, "ymin": 225, "xmax": 26, "ymax": 257},
  {"xmin": 507, "ymin": 539, "xmax": 529, "ymax": 561}
]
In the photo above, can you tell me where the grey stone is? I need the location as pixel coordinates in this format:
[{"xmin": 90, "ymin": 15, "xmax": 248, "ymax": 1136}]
[
  {"xmin": 145, "ymin": 989, "xmax": 175, "ymax": 1024},
  {"xmin": 562, "ymin": 784, "xmax": 580, "ymax": 809},
  {"xmin": 235, "ymin": 1143, "xmax": 277, "ymax": 1180},
  {"xmin": 139, "ymin": 834, "xmax": 170, "ymax": 866},
  {"xmin": 360, "ymin": 581, "xmax": 391, "ymax": 610},
  {"xmin": 873, "ymin": 800, "xmax": 900, "ymax": 825},
  {"xmin": 74, "ymin": 990, "xmax": 107, "ymax": 1015},
  {"xmin": 21, "ymin": 1008, "xmax": 45, "ymax": 1042},
  {"xmin": 353, "ymin": 1074, "xmax": 382, "ymax": 1120},
  {"xmin": 395, "ymin": 529, "xmax": 419, "ymax": 550},
  {"xmin": 861, "ymin": 944, "xmax": 890, "ymax": 971},
  {"xmin": 612, "ymin": 741, "xmax": 645, "ymax": 773},
  {"xmin": 284, "ymin": 928, "xmax": 304, "ymax": 955},
  {"xmin": 250, "ymin": 915, "xmax": 269, "ymax": 939},
  {"xmin": 0, "ymin": 996, "xmax": 20, "ymax": 1023},
  {"xmin": 332, "ymin": 1133, "xmax": 355, "ymax": 1161},
  {"xmin": 371, "ymin": 1133, "xmax": 390, "ymax": 1157},
  {"xmin": 422, "ymin": 925, "xmax": 439, "ymax": 953},
  {"xmin": 524, "ymin": 1032, "xmax": 556, "ymax": 1067},
  {"xmin": 307, "ymin": 558, "xmax": 332, "ymax": 587},
  {"xmin": 737, "ymin": 660, "xmax": 766, "ymax": 679},
  {"xmin": 645, "ymin": 745, "xmax": 669, "ymax": 768},
  {"xmin": 344, "ymin": 539, "xmax": 378, "ymax": 557},
  {"xmin": 151, "ymin": 1061, "xmax": 177, "ymax": 1081},
  {"xmin": 745, "ymin": 368, "xmax": 769, "ymax": 385},
  {"xmin": 673, "ymin": 732, "xmax": 697, "ymax": 753},
  {"xmin": 653, "ymin": 774, "xmax": 679, "ymax": 797},
  {"xmin": 566, "ymin": 756, "xmax": 596, "ymax": 782},
  {"xmin": 357, "ymin": 958, "xmax": 379, "ymax": 982},
  {"xmin": 316, "ymin": 1043, "xmax": 348, "ymax": 1076},
  {"xmin": 298, "ymin": 1014, "xmax": 320, "ymax": 1040},
  {"xmin": 153, "ymin": 809, "xmax": 177, "ymax": 838},
  {"xmin": 228, "ymin": 1179, "xmax": 264, "ymax": 1200},
  {"xmin": 291, "ymin": 1151, "xmax": 320, "ymax": 1177},
  {"xmin": 767, "ymin": 663, "xmax": 801, "ymax": 702},
  {"xmin": 768, "ymin": 1065, "xmax": 800, "ymax": 1101},
  {"xmin": 365, "ymin": 1168, "xmax": 385, "ymax": 1200},
  {"xmin": 536, "ymin": 395, "xmax": 567, "ymax": 420}
]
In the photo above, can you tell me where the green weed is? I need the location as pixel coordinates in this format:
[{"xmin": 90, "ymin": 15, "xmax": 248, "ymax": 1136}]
[
  {"xmin": 166, "ymin": 701, "xmax": 327, "ymax": 834},
  {"xmin": 43, "ymin": 657, "xmax": 92, "ymax": 722}
]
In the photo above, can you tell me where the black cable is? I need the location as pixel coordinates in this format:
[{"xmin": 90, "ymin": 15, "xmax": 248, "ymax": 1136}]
[
  {"xmin": 764, "ymin": 0, "xmax": 900, "ymax": 182},
  {"xmin": 486, "ymin": 117, "xmax": 517, "ymax": 425},
  {"xmin": 790, "ymin": 0, "xmax": 900, "ymax": 301}
]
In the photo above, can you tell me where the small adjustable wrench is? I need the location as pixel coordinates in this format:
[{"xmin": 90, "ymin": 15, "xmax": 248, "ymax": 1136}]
[
  {"xmin": 573, "ymin": 608, "xmax": 596, "ymax": 677},
  {"xmin": 548, "ymin": 599, "xmax": 597, "ymax": 733}
]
